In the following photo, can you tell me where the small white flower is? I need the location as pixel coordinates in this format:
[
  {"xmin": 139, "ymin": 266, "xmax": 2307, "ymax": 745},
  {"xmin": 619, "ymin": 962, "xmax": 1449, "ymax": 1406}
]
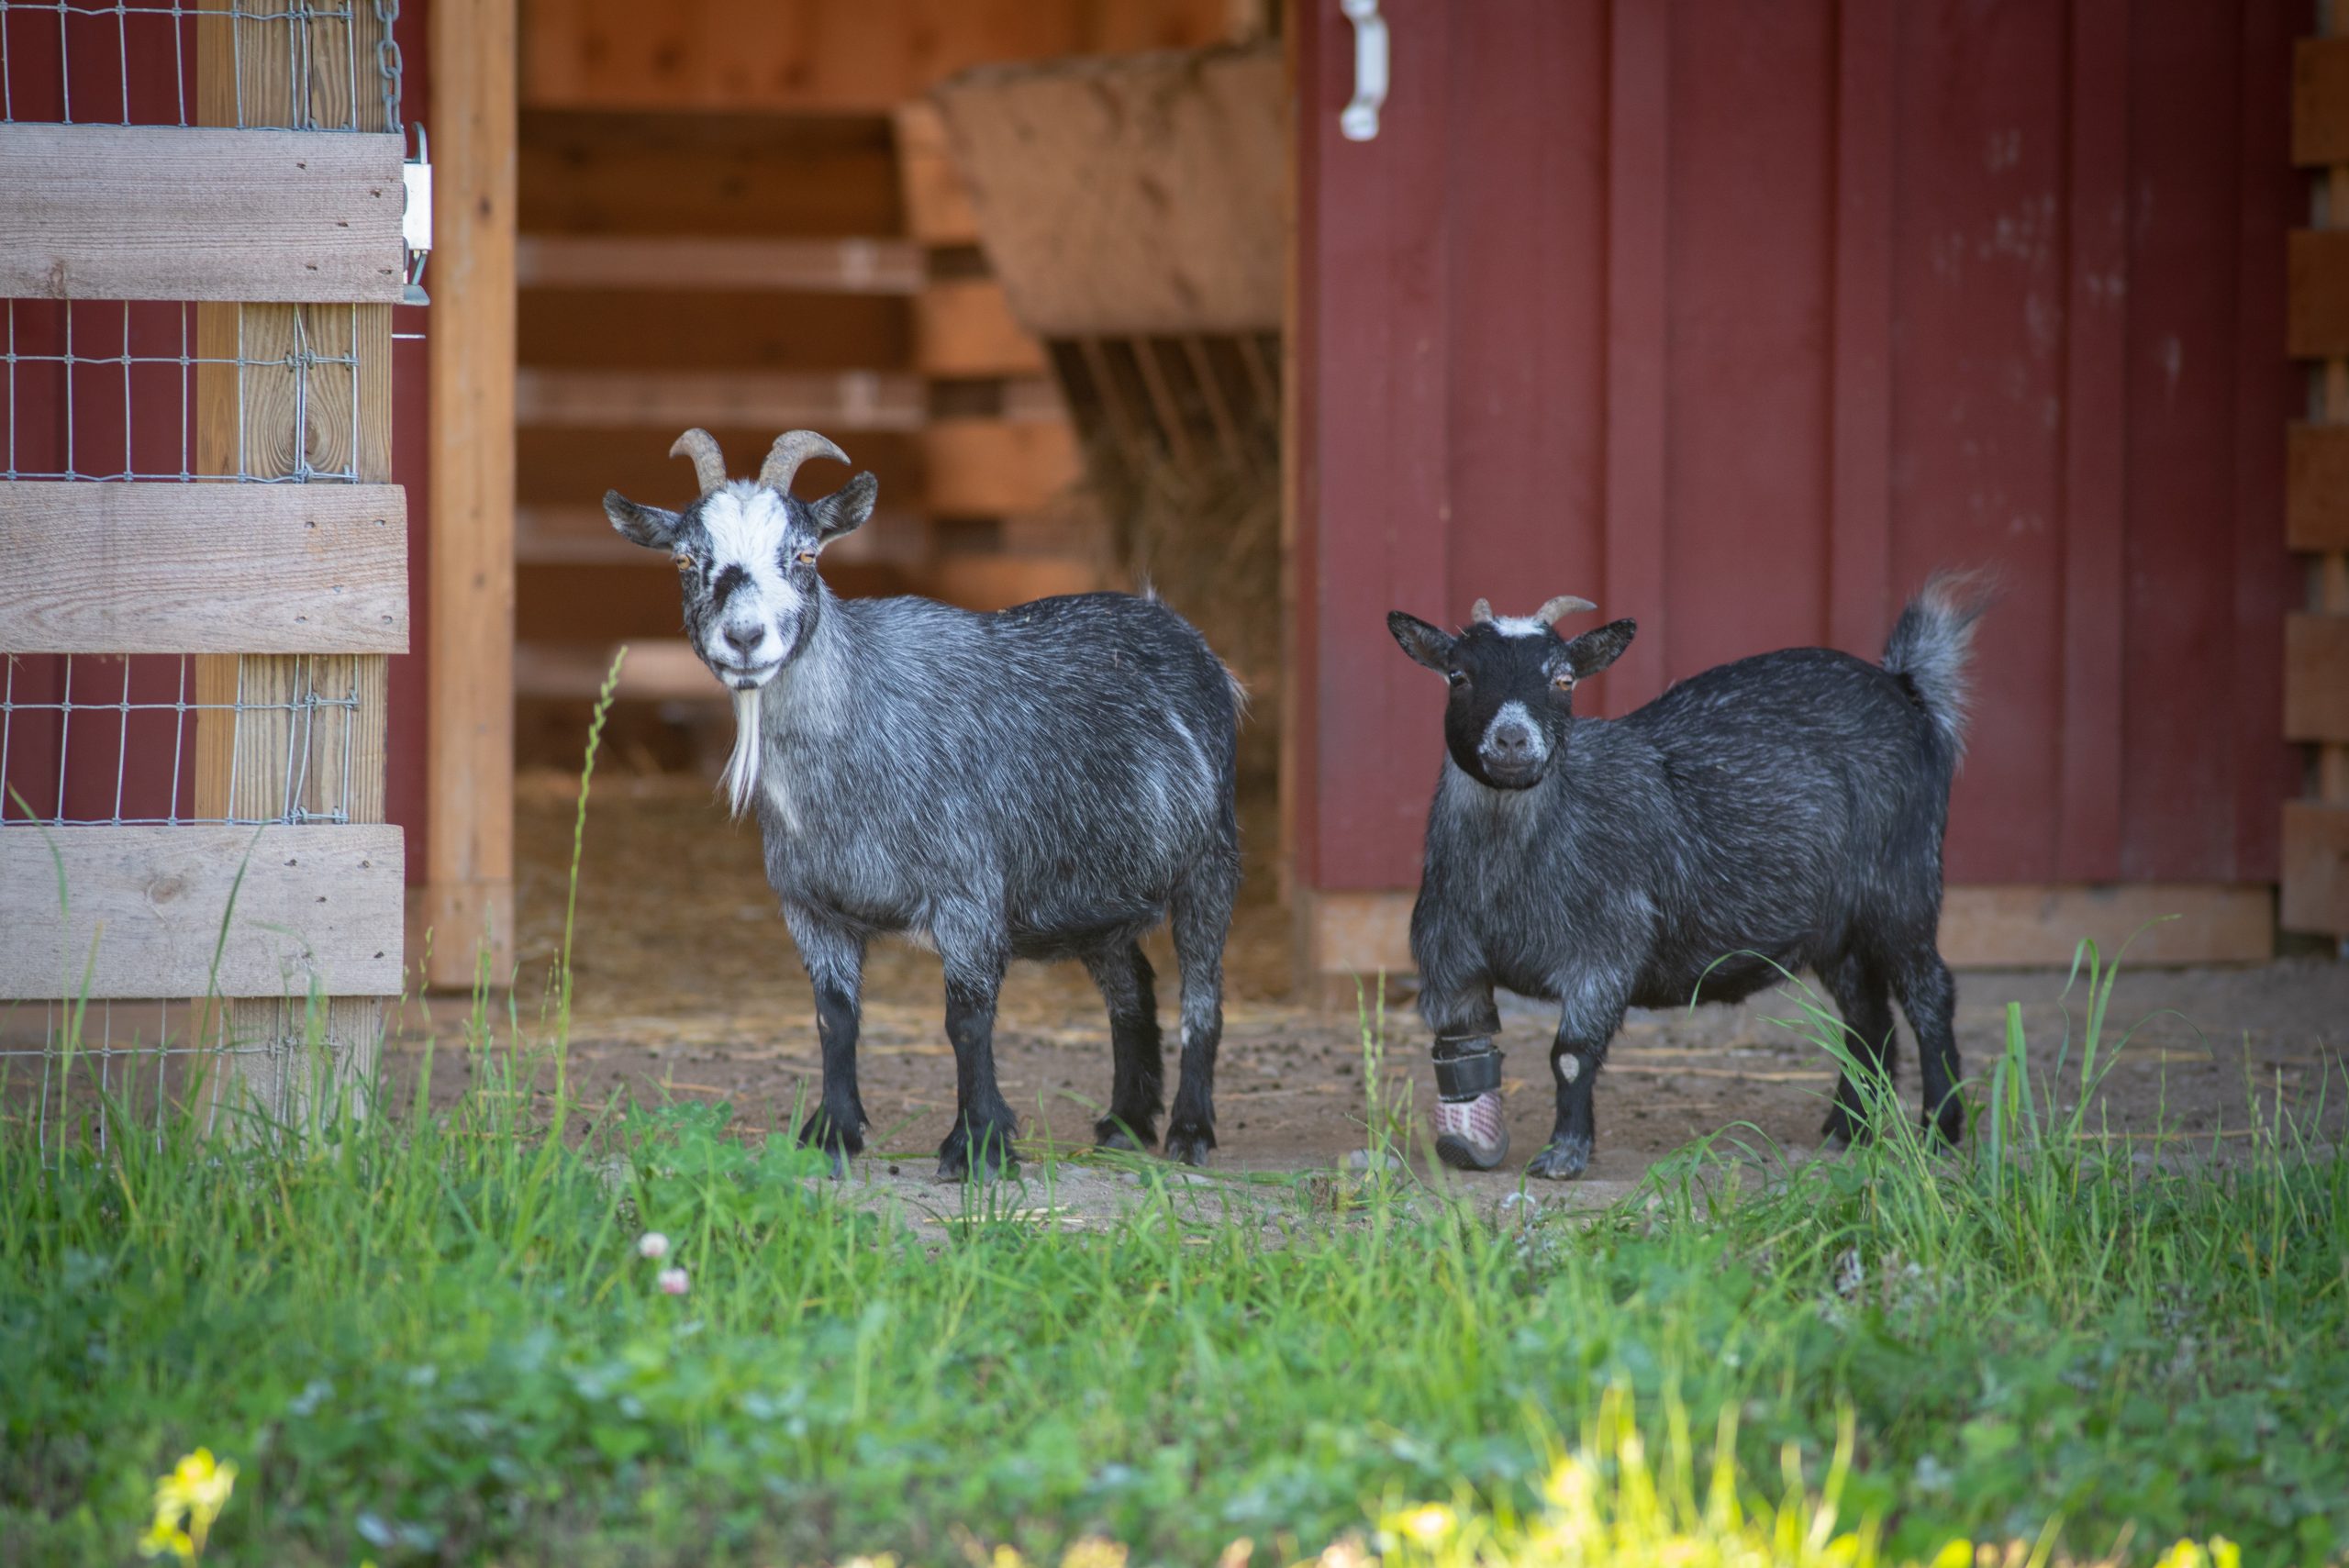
[
  {"xmin": 657, "ymin": 1266, "xmax": 689, "ymax": 1296},
  {"xmin": 637, "ymin": 1231, "xmax": 670, "ymax": 1261}
]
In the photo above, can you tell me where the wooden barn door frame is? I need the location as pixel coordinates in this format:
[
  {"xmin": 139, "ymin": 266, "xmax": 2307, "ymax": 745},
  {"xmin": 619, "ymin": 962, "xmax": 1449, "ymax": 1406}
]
[{"xmin": 417, "ymin": 0, "xmax": 517, "ymax": 990}]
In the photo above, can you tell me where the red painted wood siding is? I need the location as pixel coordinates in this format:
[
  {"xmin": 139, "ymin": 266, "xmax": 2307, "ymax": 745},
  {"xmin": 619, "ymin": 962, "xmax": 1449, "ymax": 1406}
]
[{"xmin": 1294, "ymin": 0, "xmax": 2304, "ymax": 892}]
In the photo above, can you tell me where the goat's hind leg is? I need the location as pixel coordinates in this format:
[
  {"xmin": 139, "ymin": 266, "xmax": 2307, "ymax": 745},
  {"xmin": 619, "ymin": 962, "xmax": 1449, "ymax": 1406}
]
[
  {"xmin": 784, "ymin": 907, "xmax": 869, "ymax": 1173},
  {"xmin": 1893, "ymin": 950, "xmax": 1965, "ymax": 1145},
  {"xmin": 1819, "ymin": 949, "xmax": 1898, "ymax": 1149},
  {"xmin": 1163, "ymin": 859, "xmax": 1237, "ymax": 1167},
  {"xmin": 1083, "ymin": 941, "xmax": 1163, "ymax": 1151}
]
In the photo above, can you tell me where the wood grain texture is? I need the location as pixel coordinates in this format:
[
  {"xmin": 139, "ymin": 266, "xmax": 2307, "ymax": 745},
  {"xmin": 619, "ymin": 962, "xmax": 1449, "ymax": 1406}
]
[
  {"xmin": 935, "ymin": 44, "xmax": 1285, "ymax": 336},
  {"xmin": 427, "ymin": 0, "xmax": 518, "ymax": 988},
  {"xmin": 1302, "ymin": 884, "xmax": 2274, "ymax": 977},
  {"xmin": 915, "ymin": 280, "xmax": 1050, "ymax": 377},
  {"xmin": 2288, "ymin": 422, "xmax": 2349, "ymax": 551},
  {"xmin": 516, "ymin": 369, "xmax": 926, "ymax": 432},
  {"xmin": 2280, "ymin": 800, "xmax": 2349, "ymax": 933},
  {"xmin": 0, "ymin": 484, "xmax": 407, "ymax": 653},
  {"xmin": 517, "ymin": 235, "xmax": 922, "ymax": 294},
  {"xmin": 0, "ymin": 125, "xmax": 406, "ymax": 303},
  {"xmin": 2295, "ymin": 37, "xmax": 2349, "ymax": 166},
  {"xmin": 2284, "ymin": 612, "xmax": 2349, "ymax": 741},
  {"xmin": 0, "ymin": 825, "xmax": 404, "ymax": 999},
  {"xmin": 894, "ymin": 102, "xmax": 981, "ymax": 245},
  {"xmin": 918, "ymin": 419, "xmax": 1082, "ymax": 516}
]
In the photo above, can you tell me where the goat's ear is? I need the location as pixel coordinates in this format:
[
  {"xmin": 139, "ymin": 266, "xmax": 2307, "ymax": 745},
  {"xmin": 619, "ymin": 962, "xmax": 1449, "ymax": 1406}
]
[
  {"xmin": 1563, "ymin": 617, "xmax": 1637, "ymax": 678},
  {"xmin": 1387, "ymin": 611, "xmax": 1456, "ymax": 673},
  {"xmin": 806, "ymin": 472, "xmax": 879, "ymax": 545},
  {"xmin": 605, "ymin": 490, "xmax": 682, "ymax": 550}
]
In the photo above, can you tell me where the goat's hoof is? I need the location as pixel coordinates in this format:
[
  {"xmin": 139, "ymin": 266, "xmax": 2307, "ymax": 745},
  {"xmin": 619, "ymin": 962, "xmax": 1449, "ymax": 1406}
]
[
  {"xmin": 797, "ymin": 1112, "xmax": 865, "ymax": 1170},
  {"xmin": 937, "ymin": 1125, "xmax": 1019, "ymax": 1183},
  {"xmin": 1093, "ymin": 1117, "xmax": 1156, "ymax": 1153},
  {"xmin": 1525, "ymin": 1134, "xmax": 1591, "ymax": 1181},
  {"xmin": 1163, "ymin": 1125, "xmax": 1216, "ymax": 1167}
]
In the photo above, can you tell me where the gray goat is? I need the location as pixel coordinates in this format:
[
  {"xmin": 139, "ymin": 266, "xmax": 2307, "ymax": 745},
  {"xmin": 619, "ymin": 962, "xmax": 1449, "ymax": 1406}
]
[
  {"xmin": 606, "ymin": 428, "xmax": 1241, "ymax": 1178},
  {"xmin": 1386, "ymin": 575, "xmax": 1990, "ymax": 1178}
]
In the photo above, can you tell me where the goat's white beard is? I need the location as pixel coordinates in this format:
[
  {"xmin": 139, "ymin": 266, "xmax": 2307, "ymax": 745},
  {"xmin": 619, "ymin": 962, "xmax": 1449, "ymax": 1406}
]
[{"xmin": 721, "ymin": 685, "xmax": 763, "ymax": 819}]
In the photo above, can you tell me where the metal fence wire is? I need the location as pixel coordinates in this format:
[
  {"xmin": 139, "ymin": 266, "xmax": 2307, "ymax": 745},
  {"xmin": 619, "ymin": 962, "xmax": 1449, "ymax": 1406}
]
[{"xmin": 1, "ymin": 0, "xmax": 405, "ymax": 1156}]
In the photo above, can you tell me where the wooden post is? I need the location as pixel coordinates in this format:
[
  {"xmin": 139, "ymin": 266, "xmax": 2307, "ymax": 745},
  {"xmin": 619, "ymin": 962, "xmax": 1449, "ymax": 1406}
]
[
  {"xmin": 421, "ymin": 0, "xmax": 518, "ymax": 989},
  {"xmin": 2286, "ymin": 10, "xmax": 2349, "ymax": 939},
  {"xmin": 192, "ymin": 0, "xmax": 395, "ymax": 1127}
]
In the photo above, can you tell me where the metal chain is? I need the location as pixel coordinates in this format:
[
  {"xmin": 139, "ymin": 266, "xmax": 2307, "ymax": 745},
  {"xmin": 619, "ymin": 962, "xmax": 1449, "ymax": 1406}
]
[{"xmin": 374, "ymin": 0, "xmax": 403, "ymax": 134}]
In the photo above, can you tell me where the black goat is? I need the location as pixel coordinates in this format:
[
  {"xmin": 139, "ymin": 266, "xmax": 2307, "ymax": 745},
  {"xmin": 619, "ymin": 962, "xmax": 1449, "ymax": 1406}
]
[
  {"xmin": 1386, "ymin": 576, "xmax": 1989, "ymax": 1178},
  {"xmin": 606, "ymin": 429, "xmax": 1242, "ymax": 1179}
]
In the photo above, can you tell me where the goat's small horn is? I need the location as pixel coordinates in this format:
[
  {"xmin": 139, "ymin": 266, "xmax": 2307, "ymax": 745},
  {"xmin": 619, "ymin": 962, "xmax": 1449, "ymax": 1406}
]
[
  {"xmin": 1540, "ymin": 595, "xmax": 1598, "ymax": 623},
  {"xmin": 669, "ymin": 428, "xmax": 729, "ymax": 496},
  {"xmin": 760, "ymin": 429, "xmax": 850, "ymax": 496},
  {"xmin": 1469, "ymin": 598, "xmax": 1495, "ymax": 624}
]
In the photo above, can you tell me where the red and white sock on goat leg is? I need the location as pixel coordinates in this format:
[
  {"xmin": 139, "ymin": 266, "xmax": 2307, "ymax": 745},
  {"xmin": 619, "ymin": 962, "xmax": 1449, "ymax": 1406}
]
[{"xmin": 1431, "ymin": 1039, "xmax": 1508, "ymax": 1171}]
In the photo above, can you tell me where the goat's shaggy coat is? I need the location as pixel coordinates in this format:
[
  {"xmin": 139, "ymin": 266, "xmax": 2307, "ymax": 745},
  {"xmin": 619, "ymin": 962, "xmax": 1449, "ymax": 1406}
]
[
  {"xmin": 1389, "ymin": 575, "xmax": 1990, "ymax": 1178},
  {"xmin": 608, "ymin": 430, "xmax": 1241, "ymax": 1177}
]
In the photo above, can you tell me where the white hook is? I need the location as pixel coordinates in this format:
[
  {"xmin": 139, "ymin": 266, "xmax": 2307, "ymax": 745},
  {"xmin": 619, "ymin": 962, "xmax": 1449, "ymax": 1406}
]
[{"xmin": 1340, "ymin": 0, "xmax": 1388, "ymax": 142}]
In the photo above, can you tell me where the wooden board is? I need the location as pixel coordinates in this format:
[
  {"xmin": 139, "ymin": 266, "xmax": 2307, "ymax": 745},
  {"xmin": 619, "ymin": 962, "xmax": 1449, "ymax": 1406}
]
[
  {"xmin": 935, "ymin": 44, "xmax": 1285, "ymax": 336},
  {"xmin": 0, "ymin": 484, "xmax": 406, "ymax": 654},
  {"xmin": 522, "ymin": 0, "xmax": 1236, "ymax": 113},
  {"xmin": 916, "ymin": 279, "xmax": 1049, "ymax": 377},
  {"xmin": 2288, "ymin": 228, "xmax": 2349, "ymax": 358},
  {"xmin": 2280, "ymin": 800, "xmax": 2349, "ymax": 933},
  {"xmin": 519, "ymin": 290, "xmax": 910, "ymax": 373},
  {"xmin": 0, "ymin": 825, "xmax": 405, "ymax": 999},
  {"xmin": 518, "ymin": 369, "xmax": 927, "ymax": 432},
  {"xmin": 894, "ymin": 102, "xmax": 980, "ymax": 246},
  {"xmin": 518, "ymin": 235, "xmax": 922, "ymax": 293},
  {"xmin": 519, "ymin": 110, "xmax": 902, "ymax": 239},
  {"xmin": 2284, "ymin": 612, "xmax": 2349, "ymax": 741},
  {"xmin": 919, "ymin": 418, "xmax": 1083, "ymax": 516},
  {"xmin": 1300, "ymin": 884, "xmax": 2275, "ymax": 982},
  {"xmin": 0, "ymin": 124, "xmax": 406, "ymax": 304},
  {"xmin": 2287, "ymin": 422, "xmax": 2349, "ymax": 551},
  {"xmin": 426, "ymin": 0, "xmax": 519, "ymax": 990},
  {"xmin": 2296, "ymin": 37, "xmax": 2349, "ymax": 166}
]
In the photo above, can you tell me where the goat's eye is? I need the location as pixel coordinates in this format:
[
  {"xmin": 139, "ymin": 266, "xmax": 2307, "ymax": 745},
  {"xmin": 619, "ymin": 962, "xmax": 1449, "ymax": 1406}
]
[
  {"xmin": 1446, "ymin": 671, "xmax": 1468, "ymax": 689},
  {"xmin": 1553, "ymin": 670, "xmax": 1576, "ymax": 691},
  {"xmin": 672, "ymin": 552, "xmax": 693, "ymax": 573},
  {"xmin": 796, "ymin": 550, "xmax": 817, "ymax": 565}
]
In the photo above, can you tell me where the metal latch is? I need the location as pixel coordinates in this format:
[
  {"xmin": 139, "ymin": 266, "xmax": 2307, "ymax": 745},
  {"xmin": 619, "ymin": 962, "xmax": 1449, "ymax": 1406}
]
[
  {"xmin": 1340, "ymin": 0, "xmax": 1388, "ymax": 142},
  {"xmin": 401, "ymin": 122, "xmax": 432, "ymax": 305}
]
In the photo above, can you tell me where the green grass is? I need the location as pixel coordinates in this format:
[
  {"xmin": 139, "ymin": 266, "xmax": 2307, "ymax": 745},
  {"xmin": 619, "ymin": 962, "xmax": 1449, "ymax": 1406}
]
[{"xmin": 1, "ymin": 676, "xmax": 2341, "ymax": 1565}]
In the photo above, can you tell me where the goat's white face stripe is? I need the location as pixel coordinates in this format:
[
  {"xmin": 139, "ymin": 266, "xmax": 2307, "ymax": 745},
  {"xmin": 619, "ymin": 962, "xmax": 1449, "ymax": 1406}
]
[
  {"xmin": 698, "ymin": 486, "xmax": 800, "ymax": 667},
  {"xmin": 1481, "ymin": 699, "xmax": 1547, "ymax": 762},
  {"xmin": 1490, "ymin": 617, "xmax": 1552, "ymax": 639}
]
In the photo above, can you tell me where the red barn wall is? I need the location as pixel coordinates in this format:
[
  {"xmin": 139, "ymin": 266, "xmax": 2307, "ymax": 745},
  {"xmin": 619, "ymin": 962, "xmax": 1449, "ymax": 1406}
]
[{"xmin": 1294, "ymin": 0, "xmax": 2305, "ymax": 905}]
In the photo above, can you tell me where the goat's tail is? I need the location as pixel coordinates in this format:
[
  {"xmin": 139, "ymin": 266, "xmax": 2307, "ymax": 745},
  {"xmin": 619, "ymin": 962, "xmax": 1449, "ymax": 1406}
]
[{"xmin": 1881, "ymin": 569, "xmax": 1996, "ymax": 759}]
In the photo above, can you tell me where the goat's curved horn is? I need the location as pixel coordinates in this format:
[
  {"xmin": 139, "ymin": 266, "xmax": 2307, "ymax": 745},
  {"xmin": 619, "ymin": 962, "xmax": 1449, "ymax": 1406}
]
[
  {"xmin": 1469, "ymin": 598, "xmax": 1495, "ymax": 624},
  {"xmin": 760, "ymin": 429, "xmax": 850, "ymax": 495},
  {"xmin": 669, "ymin": 428, "xmax": 729, "ymax": 495},
  {"xmin": 1540, "ymin": 595, "xmax": 1598, "ymax": 624}
]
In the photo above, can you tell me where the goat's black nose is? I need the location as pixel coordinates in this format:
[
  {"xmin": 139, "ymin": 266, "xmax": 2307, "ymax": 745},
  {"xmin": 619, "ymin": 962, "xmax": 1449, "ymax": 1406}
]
[
  {"xmin": 1492, "ymin": 728, "xmax": 1532, "ymax": 757},
  {"xmin": 723, "ymin": 624, "xmax": 763, "ymax": 657}
]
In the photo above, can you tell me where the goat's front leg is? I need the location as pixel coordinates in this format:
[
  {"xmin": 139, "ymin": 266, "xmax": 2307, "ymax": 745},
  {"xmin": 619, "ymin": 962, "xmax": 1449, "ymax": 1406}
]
[
  {"xmin": 784, "ymin": 906, "xmax": 868, "ymax": 1173},
  {"xmin": 1527, "ymin": 982, "xmax": 1627, "ymax": 1181},
  {"xmin": 937, "ymin": 942, "xmax": 1018, "ymax": 1181}
]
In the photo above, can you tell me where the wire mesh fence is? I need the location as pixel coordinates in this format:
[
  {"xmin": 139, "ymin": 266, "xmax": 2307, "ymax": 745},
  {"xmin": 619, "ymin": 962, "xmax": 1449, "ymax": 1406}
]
[
  {"xmin": 1, "ymin": 0, "xmax": 407, "ymax": 1159},
  {"xmin": 0, "ymin": 0, "xmax": 402, "ymax": 132}
]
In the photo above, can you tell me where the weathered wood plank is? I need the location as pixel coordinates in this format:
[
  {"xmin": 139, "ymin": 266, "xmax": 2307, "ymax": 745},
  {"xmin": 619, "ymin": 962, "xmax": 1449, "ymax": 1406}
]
[
  {"xmin": 516, "ymin": 369, "xmax": 927, "ymax": 432},
  {"xmin": 0, "ymin": 825, "xmax": 405, "ymax": 999},
  {"xmin": 2295, "ymin": 37, "xmax": 2349, "ymax": 166},
  {"xmin": 517, "ymin": 235, "xmax": 923, "ymax": 293},
  {"xmin": 2280, "ymin": 800, "xmax": 2349, "ymax": 934},
  {"xmin": 2288, "ymin": 228, "xmax": 2349, "ymax": 358},
  {"xmin": 894, "ymin": 102, "xmax": 981, "ymax": 246},
  {"xmin": 919, "ymin": 418, "xmax": 1083, "ymax": 516},
  {"xmin": 2284, "ymin": 612, "xmax": 2349, "ymax": 741},
  {"xmin": 0, "ymin": 125, "xmax": 406, "ymax": 303},
  {"xmin": 2288, "ymin": 422, "xmax": 2349, "ymax": 551},
  {"xmin": 0, "ymin": 484, "xmax": 406, "ymax": 654},
  {"xmin": 916, "ymin": 279, "xmax": 1050, "ymax": 376},
  {"xmin": 426, "ymin": 0, "xmax": 519, "ymax": 990},
  {"xmin": 1301, "ymin": 884, "xmax": 2275, "ymax": 981}
]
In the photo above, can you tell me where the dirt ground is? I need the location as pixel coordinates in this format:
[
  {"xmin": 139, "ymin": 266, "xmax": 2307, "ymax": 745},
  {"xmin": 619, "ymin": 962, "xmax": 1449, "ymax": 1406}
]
[{"xmin": 385, "ymin": 771, "xmax": 2349, "ymax": 1211}]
